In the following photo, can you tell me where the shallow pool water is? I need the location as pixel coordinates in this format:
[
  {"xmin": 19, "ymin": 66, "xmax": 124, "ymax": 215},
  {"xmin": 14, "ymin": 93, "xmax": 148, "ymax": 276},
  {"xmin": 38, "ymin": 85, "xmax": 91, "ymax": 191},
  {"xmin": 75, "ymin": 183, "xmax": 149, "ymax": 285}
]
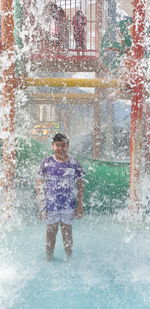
[{"xmin": 1, "ymin": 215, "xmax": 150, "ymax": 309}]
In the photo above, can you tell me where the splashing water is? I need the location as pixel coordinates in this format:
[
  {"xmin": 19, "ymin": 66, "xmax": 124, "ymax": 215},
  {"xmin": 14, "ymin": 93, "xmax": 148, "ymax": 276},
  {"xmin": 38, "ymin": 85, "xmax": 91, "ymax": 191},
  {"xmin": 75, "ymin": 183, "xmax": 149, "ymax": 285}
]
[
  {"xmin": 1, "ymin": 215, "xmax": 150, "ymax": 309},
  {"xmin": 0, "ymin": 0, "xmax": 150, "ymax": 308}
]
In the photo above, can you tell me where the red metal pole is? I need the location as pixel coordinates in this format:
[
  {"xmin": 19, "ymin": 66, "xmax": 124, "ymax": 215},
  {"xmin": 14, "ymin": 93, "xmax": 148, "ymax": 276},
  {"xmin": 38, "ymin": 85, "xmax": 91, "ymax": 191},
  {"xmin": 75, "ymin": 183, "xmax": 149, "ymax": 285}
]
[
  {"xmin": 129, "ymin": 0, "xmax": 145, "ymax": 210},
  {"xmin": 93, "ymin": 0, "xmax": 103, "ymax": 159},
  {"xmin": 1, "ymin": 0, "xmax": 16, "ymax": 210},
  {"xmin": 95, "ymin": 0, "xmax": 102, "ymax": 56},
  {"xmin": 145, "ymin": 103, "xmax": 150, "ymax": 174}
]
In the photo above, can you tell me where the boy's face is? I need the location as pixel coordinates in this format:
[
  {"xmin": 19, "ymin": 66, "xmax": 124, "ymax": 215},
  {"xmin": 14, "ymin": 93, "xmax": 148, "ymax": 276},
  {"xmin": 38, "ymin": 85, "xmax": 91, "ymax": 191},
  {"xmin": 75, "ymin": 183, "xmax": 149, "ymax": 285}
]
[{"xmin": 52, "ymin": 141, "xmax": 69, "ymax": 156}]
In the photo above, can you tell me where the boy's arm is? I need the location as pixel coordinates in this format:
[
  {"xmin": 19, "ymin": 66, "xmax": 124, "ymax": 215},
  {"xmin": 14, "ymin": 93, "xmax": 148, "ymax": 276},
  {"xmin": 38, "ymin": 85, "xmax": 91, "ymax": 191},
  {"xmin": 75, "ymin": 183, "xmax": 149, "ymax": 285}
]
[{"xmin": 75, "ymin": 178, "xmax": 84, "ymax": 218}]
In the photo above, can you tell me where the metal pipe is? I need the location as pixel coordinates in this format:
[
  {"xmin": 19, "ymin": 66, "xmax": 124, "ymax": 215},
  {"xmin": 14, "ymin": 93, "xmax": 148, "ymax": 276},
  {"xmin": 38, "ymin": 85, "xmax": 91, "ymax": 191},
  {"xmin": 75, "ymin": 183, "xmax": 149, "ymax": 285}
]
[
  {"xmin": 25, "ymin": 77, "xmax": 120, "ymax": 88},
  {"xmin": 129, "ymin": 0, "xmax": 145, "ymax": 211},
  {"xmin": 90, "ymin": 0, "xmax": 92, "ymax": 50},
  {"xmin": 30, "ymin": 92, "xmax": 101, "ymax": 105},
  {"xmin": 95, "ymin": 0, "xmax": 103, "ymax": 55},
  {"xmin": 1, "ymin": 0, "xmax": 16, "ymax": 210},
  {"xmin": 30, "ymin": 93, "xmax": 101, "ymax": 99}
]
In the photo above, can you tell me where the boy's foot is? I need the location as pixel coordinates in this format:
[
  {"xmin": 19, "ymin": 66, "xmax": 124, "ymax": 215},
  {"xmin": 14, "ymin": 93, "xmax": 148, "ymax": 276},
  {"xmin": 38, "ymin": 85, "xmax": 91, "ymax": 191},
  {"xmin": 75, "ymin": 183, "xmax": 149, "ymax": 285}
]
[
  {"xmin": 46, "ymin": 253, "xmax": 54, "ymax": 262},
  {"xmin": 63, "ymin": 255, "xmax": 73, "ymax": 263}
]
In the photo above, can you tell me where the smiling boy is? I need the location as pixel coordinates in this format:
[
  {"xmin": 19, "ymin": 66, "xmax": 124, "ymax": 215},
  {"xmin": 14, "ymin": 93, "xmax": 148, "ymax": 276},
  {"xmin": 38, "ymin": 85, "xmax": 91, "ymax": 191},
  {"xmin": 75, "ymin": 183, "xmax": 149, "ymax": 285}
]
[{"xmin": 36, "ymin": 133, "xmax": 84, "ymax": 261}]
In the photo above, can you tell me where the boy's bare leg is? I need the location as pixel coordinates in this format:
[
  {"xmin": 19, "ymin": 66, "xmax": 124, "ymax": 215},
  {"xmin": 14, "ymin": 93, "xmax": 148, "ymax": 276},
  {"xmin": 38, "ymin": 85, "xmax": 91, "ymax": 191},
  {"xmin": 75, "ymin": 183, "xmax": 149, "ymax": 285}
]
[
  {"xmin": 46, "ymin": 223, "xmax": 59, "ymax": 260},
  {"xmin": 60, "ymin": 222, "xmax": 73, "ymax": 258}
]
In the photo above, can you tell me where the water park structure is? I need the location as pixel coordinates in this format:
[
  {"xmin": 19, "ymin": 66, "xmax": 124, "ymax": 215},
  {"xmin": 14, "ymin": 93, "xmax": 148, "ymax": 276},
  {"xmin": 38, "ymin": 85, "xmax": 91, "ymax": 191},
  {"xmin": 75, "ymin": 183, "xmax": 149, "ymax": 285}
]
[{"xmin": 0, "ymin": 0, "xmax": 149, "ymax": 214}]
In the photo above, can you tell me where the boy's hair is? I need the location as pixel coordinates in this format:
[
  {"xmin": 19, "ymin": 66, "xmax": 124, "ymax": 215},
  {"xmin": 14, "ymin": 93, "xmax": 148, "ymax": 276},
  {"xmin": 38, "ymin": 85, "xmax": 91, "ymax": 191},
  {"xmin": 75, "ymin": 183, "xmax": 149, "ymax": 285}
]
[{"xmin": 52, "ymin": 133, "xmax": 69, "ymax": 144}]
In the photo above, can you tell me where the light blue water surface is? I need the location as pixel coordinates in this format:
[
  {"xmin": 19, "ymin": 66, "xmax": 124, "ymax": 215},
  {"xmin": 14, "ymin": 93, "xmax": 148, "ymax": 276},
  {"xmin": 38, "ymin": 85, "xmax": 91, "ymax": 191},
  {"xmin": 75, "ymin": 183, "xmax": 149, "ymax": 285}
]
[{"xmin": 1, "ymin": 215, "xmax": 150, "ymax": 309}]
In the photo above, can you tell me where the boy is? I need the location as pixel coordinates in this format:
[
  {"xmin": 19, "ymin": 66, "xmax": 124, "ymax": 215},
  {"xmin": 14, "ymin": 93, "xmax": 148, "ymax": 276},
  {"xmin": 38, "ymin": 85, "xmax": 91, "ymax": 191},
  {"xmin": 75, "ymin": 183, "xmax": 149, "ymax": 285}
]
[{"xmin": 36, "ymin": 133, "xmax": 84, "ymax": 261}]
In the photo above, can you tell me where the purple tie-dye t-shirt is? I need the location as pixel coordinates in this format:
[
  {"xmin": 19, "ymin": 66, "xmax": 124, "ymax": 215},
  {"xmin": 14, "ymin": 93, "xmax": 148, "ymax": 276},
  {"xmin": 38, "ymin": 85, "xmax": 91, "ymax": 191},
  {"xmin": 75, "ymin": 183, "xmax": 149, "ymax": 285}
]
[{"xmin": 38, "ymin": 156, "xmax": 84, "ymax": 211}]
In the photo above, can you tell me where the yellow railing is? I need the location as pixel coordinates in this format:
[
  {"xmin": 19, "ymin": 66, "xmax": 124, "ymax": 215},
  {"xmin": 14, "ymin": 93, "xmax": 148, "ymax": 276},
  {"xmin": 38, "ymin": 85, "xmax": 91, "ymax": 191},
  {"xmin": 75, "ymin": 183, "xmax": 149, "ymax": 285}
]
[{"xmin": 25, "ymin": 78, "xmax": 120, "ymax": 88}]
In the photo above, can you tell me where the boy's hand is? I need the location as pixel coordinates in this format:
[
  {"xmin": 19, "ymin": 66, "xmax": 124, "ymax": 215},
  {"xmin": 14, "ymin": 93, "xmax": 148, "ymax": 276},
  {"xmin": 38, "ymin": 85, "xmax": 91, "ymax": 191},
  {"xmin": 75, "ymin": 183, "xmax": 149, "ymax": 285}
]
[
  {"xmin": 38, "ymin": 209, "xmax": 47, "ymax": 220},
  {"xmin": 75, "ymin": 204, "xmax": 84, "ymax": 219}
]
